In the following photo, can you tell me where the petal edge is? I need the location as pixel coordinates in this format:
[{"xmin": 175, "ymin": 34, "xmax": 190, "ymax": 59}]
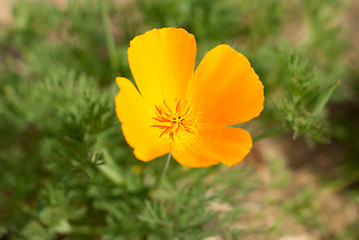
[
  {"xmin": 115, "ymin": 77, "xmax": 170, "ymax": 161},
  {"xmin": 190, "ymin": 44, "xmax": 264, "ymax": 127},
  {"xmin": 171, "ymin": 127, "xmax": 252, "ymax": 167},
  {"xmin": 128, "ymin": 28, "xmax": 197, "ymax": 106}
]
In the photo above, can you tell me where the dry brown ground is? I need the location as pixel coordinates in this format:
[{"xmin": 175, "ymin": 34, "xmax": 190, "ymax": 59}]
[{"xmin": 243, "ymin": 138, "xmax": 359, "ymax": 240}]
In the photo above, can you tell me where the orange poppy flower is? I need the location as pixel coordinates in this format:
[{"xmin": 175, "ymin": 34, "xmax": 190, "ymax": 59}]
[{"xmin": 115, "ymin": 28, "xmax": 264, "ymax": 167}]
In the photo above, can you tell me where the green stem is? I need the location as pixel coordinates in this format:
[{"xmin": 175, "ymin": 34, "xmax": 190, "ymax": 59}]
[
  {"xmin": 156, "ymin": 153, "xmax": 172, "ymax": 187},
  {"xmin": 98, "ymin": 149, "xmax": 124, "ymax": 185},
  {"xmin": 100, "ymin": 0, "xmax": 118, "ymax": 74},
  {"xmin": 253, "ymin": 126, "xmax": 287, "ymax": 143}
]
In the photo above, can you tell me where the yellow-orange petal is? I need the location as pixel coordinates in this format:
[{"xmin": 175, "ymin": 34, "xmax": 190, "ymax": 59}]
[
  {"xmin": 115, "ymin": 77, "xmax": 170, "ymax": 161},
  {"xmin": 189, "ymin": 44, "xmax": 264, "ymax": 127},
  {"xmin": 128, "ymin": 28, "xmax": 196, "ymax": 107},
  {"xmin": 171, "ymin": 127, "xmax": 252, "ymax": 167}
]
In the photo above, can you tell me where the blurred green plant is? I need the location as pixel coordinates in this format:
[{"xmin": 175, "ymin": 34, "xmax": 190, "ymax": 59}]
[
  {"xmin": 276, "ymin": 51, "xmax": 340, "ymax": 143},
  {"xmin": 0, "ymin": 0, "xmax": 356, "ymax": 239}
]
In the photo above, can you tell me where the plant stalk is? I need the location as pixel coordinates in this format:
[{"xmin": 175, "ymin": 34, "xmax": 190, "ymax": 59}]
[
  {"xmin": 100, "ymin": 0, "xmax": 118, "ymax": 74},
  {"xmin": 253, "ymin": 126, "xmax": 287, "ymax": 143},
  {"xmin": 156, "ymin": 153, "xmax": 172, "ymax": 187}
]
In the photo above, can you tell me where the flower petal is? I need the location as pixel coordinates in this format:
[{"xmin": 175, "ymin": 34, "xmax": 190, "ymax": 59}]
[
  {"xmin": 171, "ymin": 127, "xmax": 252, "ymax": 167},
  {"xmin": 190, "ymin": 44, "xmax": 264, "ymax": 127},
  {"xmin": 115, "ymin": 77, "xmax": 170, "ymax": 161},
  {"xmin": 128, "ymin": 28, "xmax": 197, "ymax": 106}
]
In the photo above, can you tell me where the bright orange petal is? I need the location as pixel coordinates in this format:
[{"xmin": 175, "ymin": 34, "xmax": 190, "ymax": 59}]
[
  {"xmin": 115, "ymin": 77, "xmax": 170, "ymax": 161},
  {"xmin": 128, "ymin": 28, "xmax": 196, "ymax": 107},
  {"xmin": 171, "ymin": 127, "xmax": 252, "ymax": 167},
  {"xmin": 189, "ymin": 44, "xmax": 264, "ymax": 127}
]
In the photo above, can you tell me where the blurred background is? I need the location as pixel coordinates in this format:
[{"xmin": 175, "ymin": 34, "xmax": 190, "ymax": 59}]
[{"xmin": 0, "ymin": 0, "xmax": 358, "ymax": 239}]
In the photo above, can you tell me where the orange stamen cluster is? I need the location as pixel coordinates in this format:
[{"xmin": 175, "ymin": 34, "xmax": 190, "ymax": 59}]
[{"xmin": 151, "ymin": 99, "xmax": 196, "ymax": 141}]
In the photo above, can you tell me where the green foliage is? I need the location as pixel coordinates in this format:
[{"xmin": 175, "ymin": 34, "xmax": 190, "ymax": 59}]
[
  {"xmin": 246, "ymin": 0, "xmax": 348, "ymax": 143},
  {"xmin": 138, "ymin": 0, "xmax": 240, "ymax": 43},
  {"xmin": 0, "ymin": 0, "xmax": 356, "ymax": 239},
  {"xmin": 276, "ymin": 51, "xmax": 335, "ymax": 142}
]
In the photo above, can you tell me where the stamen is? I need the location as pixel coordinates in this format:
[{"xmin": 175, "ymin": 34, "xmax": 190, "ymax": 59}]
[{"xmin": 151, "ymin": 98, "xmax": 197, "ymax": 141}]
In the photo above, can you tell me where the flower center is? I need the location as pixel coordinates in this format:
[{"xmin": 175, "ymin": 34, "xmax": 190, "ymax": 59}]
[{"xmin": 151, "ymin": 98, "xmax": 197, "ymax": 141}]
